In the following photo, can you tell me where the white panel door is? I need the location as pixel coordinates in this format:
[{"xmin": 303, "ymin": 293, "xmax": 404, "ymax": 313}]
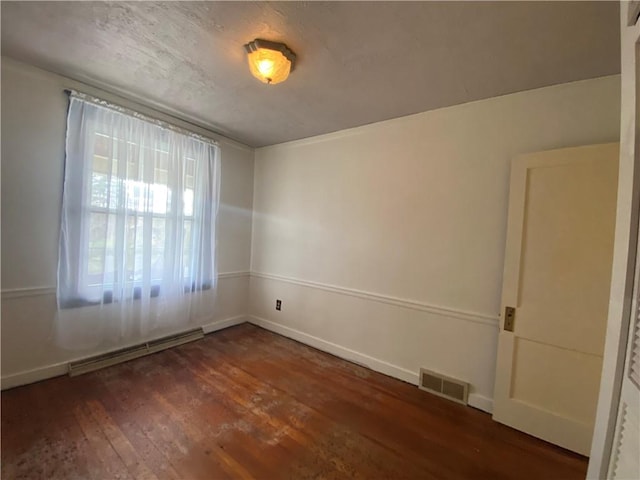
[
  {"xmin": 493, "ymin": 143, "xmax": 619, "ymax": 456},
  {"xmin": 607, "ymin": 12, "xmax": 640, "ymax": 478},
  {"xmin": 588, "ymin": 5, "xmax": 640, "ymax": 478}
]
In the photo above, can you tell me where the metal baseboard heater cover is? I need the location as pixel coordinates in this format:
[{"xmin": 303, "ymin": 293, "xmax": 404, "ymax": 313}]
[
  {"xmin": 68, "ymin": 327, "xmax": 204, "ymax": 376},
  {"xmin": 419, "ymin": 368, "xmax": 469, "ymax": 405}
]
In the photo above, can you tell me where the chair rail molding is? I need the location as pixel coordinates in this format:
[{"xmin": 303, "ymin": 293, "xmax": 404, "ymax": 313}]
[{"xmin": 250, "ymin": 271, "xmax": 499, "ymax": 328}]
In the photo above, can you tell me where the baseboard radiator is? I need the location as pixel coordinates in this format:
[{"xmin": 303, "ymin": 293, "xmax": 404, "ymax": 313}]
[
  {"xmin": 419, "ymin": 368, "xmax": 469, "ymax": 405},
  {"xmin": 68, "ymin": 327, "xmax": 204, "ymax": 376}
]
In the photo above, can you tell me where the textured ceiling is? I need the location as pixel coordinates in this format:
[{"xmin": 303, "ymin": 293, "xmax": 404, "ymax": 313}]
[{"xmin": 1, "ymin": 1, "xmax": 620, "ymax": 147}]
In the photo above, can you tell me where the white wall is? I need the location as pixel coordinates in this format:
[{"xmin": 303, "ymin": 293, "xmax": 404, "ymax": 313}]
[
  {"xmin": 250, "ymin": 76, "xmax": 621, "ymax": 411},
  {"xmin": 0, "ymin": 58, "xmax": 255, "ymax": 387}
]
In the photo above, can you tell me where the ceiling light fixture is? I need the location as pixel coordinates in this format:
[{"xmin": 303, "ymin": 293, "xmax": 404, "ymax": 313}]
[{"xmin": 244, "ymin": 39, "xmax": 296, "ymax": 85}]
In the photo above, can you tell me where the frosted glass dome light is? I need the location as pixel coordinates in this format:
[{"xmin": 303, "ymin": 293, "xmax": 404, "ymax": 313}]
[{"xmin": 244, "ymin": 39, "xmax": 296, "ymax": 85}]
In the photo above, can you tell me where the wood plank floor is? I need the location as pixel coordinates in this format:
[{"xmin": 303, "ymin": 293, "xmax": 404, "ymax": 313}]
[{"xmin": 2, "ymin": 323, "xmax": 587, "ymax": 479}]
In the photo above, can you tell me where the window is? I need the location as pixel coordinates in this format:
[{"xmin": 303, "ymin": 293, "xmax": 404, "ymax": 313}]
[{"xmin": 58, "ymin": 92, "xmax": 220, "ymax": 308}]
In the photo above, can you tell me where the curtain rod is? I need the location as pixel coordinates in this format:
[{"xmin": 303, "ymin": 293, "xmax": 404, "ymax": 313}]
[{"xmin": 64, "ymin": 89, "xmax": 220, "ymax": 147}]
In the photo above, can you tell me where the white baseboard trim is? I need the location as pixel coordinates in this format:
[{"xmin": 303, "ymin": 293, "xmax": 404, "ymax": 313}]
[
  {"xmin": 248, "ymin": 315, "xmax": 418, "ymax": 384},
  {"xmin": 1, "ymin": 362, "xmax": 69, "ymax": 391},
  {"xmin": 247, "ymin": 314, "xmax": 494, "ymax": 413},
  {"xmin": 250, "ymin": 272, "xmax": 499, "ymax": 328},
  {"xmin": 1, "ymin": 314, "xmax": 249, "ymax": 391},
  {"xmin": 468, "ymin": 394, "xmax": 494, "ymax": 414},
  {"xmin": 201, "ymin": 315, "xmax": 248, "ymax": 334}
]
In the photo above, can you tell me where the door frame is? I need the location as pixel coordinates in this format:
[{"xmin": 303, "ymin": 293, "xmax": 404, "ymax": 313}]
[{"xmin": 587, "ymin": 5, "xmax": 640, "ymax": 478}]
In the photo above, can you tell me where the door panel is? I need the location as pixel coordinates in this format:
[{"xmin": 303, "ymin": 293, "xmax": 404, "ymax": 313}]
[
  {"xmin": 511, "ymin": 338, "xmax": 603, "ymax": 424},
  {"xmin": 493, "ymin": 143, "xmax": 619, "ymax": 456},
  {"xmin": 517, "ymin": 160, "xmax": 617, "ymax": 355}
]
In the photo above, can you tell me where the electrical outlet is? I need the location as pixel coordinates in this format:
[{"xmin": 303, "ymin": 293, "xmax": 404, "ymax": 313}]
[{"xmin": 276, "ymin": 299, "xmax": 282, "ymax": 311}]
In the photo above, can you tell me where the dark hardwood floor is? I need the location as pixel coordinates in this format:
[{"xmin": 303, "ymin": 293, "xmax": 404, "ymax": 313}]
[{"xmin": 1, "ymin": 323, "xmax": 587, "ymax": 479}]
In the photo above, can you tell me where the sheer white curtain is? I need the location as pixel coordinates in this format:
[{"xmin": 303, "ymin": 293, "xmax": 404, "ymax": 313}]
[{"xmin": 55, "ymin": 92, "xmax": 220, "ymax": 350}]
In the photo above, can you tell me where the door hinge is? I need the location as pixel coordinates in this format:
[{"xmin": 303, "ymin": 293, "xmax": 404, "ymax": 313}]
[{"xmin": 504, "ymin": 306, "xmax": 515, "ymax": 332}]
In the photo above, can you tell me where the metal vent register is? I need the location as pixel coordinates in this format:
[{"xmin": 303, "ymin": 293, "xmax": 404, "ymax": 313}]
[{"xmin": 419, "ymin": 368, "xmax": 469, "ymax": 405}]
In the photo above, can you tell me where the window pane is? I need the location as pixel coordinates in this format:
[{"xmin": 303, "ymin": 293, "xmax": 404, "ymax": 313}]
[
  {"xmin": 88, "ymin": 213, "xmax": 107, "ymax": 275},
  {"xmin": 151, "ymin": 184, "xmax": 169, "ymax": 215},
  {"xmin": 154, "ymin": 168, "xmax": 168, "ymax": 186},
  {"xmin": 90, "ymin": 173, "xmax": 110, "ymax": 208},
  {"xmin": 94, "ymin": 133, "xmax": 110, "ymax": 157},
  {"xmin": 93, "ymin": 155, "xmax": 110, "ymax": 174},
  {"xmin": 107, "ymin": 176, "xmax": 121, "ymax": 210},
  {"xmin": 152, "ymin": 218, "xmax": 165, "ymax": 281},
  {"xmin": 125, "ymin": 216, "xmax": 144, "ymax": 282},
  {"xmin": 184, "ymin": 188, "xmax": 194, "ymax": 217},
  {"xmin": 103, "ymin": 214, "xmax": 117, "ymax": 284},
  {"xmin": 156, "ymin": 151, "xmax": 169, "ymax": 175},
  {"xmin": 88, "ymin": 249, "xmax": 104, "ymax": 276},
  {"xmin": 182, "ymin": 221, "xmax": 192, "ymax": 278},
  {"xmin": 158, "ymin": 152, "xmax": 169, "ymax": 169},
  {"xmin": 126, "ymin": 155, "xmax": 139, "ymax": 179},
  {"xmin": 125, "ymin": 180, "xmax": 146, "ymax": 212}
]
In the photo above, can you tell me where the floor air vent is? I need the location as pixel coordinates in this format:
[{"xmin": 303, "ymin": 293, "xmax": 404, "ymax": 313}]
[
  {"xmin": 419, "ymin": 368, "xmax": 469, "ymax": 405},
  {"xmin": 68, "ymin": 327, "xmax": 204, "ymax": 376}
]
